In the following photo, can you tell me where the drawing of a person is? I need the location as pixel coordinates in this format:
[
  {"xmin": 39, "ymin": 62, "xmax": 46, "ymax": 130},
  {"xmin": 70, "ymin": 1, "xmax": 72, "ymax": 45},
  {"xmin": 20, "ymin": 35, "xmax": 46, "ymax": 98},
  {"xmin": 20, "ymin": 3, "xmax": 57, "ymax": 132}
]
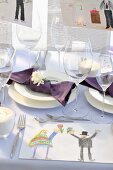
[
  {"xmin": 45, "ymin": 127, "xmax": 61, "ymax": 160},
  {"xmin": 15, "ymin": 0, "xmax": 25, "ymax": 22},
  {"xmin": 100, "ymin": 0, "xmax": 113, "ymax": 29},
  {"xmin": 29, "ymin": 130, "xmax": 51, "ymax": 159},
  {"xmin": 67, "ymin": 127, "xmax": 100, "ymax": 162},
  {"xmin": 29, "ymin": 126, "xmax": 62, "ymax": 159}
]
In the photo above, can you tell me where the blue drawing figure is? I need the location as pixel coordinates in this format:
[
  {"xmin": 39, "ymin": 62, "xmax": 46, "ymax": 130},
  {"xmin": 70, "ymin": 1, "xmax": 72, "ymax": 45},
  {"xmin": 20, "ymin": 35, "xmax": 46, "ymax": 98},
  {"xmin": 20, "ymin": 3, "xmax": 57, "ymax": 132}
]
[
  {"xmin": 67, "ymin": 127, "xmax": 100, "ymax": 162},
  {"xmin": 45, "ymin": 127, "xmax": 61, "ymax": 160}
]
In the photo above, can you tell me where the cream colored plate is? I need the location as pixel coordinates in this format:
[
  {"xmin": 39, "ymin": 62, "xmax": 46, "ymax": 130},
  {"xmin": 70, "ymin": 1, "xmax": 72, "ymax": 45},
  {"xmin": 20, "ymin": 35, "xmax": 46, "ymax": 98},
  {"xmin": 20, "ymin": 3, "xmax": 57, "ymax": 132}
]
[
  {"xmin": 14, "ymin": 71, "xmax": 69, "ymax": 101},
  {"xmin": 88, "ymin": 88, "xmax": 113, "ymax": 106},
  {"xmin": 8, "ymin": 85, "xmax": 76, "ymax": 109},
  {"xmin": 85, "ymin": 89, "xmax": 113, "ymax": 114}
]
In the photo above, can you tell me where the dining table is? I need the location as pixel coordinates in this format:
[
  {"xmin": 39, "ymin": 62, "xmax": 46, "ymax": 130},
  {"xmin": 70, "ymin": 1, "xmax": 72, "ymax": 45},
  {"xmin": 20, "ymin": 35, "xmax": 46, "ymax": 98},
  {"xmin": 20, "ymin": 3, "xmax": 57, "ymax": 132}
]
[{"xmin": 0, "ymin": 49, "xmax": 113, "ymax": 170}]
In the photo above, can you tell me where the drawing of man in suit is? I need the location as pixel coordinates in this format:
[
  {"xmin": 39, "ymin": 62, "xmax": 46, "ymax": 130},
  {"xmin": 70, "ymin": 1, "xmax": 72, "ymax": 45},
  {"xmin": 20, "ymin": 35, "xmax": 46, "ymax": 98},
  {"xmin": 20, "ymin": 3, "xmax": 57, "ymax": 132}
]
[
  {"xmin": 15, "ymin": 0, "xmax": 25, "ymax": 22},
  {"xmin": 100, "ymin": 0, "xmax": 113, "ymax": 29},
  {"xmin": 67, "ymin": 128, "xmax": 100, "ymax": 161}
]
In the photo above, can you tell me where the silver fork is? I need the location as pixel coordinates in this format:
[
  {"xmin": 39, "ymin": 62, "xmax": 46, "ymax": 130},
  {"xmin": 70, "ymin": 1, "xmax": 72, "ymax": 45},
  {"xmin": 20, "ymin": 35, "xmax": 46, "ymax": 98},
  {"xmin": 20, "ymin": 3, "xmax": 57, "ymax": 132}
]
[{"xmin": 10, "ymin": 114, "xmax": 26, "ymax": 159}]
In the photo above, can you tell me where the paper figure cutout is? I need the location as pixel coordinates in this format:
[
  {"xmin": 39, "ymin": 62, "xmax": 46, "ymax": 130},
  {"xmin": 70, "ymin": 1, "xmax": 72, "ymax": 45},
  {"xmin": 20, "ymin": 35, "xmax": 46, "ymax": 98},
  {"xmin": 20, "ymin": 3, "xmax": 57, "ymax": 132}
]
[
  {"xmin": 67, "ymin": 127, "xmax": 101, "ymax": 162},
  {"xmin": 0, "ymin": 0, "xmax": 33, "ymax": 27},
  {"xmin": 100, "ymin": 0, "xmax": 113, "ymax": 29},
  {"xmin": 15, "ymin": 0, "xmax": 25, "ymax": 22},
  {"xmin": 60, "ymin": 0, "xmax": 113, "ymax": 31}
]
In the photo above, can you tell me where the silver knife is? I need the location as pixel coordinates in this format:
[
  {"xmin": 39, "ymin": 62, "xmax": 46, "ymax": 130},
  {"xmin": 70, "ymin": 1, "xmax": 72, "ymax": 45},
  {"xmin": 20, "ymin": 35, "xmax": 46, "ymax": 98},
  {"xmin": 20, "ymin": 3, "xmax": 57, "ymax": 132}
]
[{"xmin": 34, "ymin": 117, "xmax": 90, "ymax": 123}]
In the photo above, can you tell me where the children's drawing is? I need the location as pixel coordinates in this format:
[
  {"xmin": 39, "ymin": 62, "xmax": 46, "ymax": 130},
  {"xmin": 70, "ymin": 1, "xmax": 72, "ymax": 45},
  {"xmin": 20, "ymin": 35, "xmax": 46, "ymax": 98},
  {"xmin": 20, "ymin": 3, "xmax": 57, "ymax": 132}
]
[
  {"xmin": 19, "ymin": 123, "xmax": 113, "ymax": 163},
  {"xmin": 29, "ymin": 125, "xmax": 63, "ymax": 159},
  {"xmin": 67, "ymin": 127, "xmax": 101, "ymax": 161}
]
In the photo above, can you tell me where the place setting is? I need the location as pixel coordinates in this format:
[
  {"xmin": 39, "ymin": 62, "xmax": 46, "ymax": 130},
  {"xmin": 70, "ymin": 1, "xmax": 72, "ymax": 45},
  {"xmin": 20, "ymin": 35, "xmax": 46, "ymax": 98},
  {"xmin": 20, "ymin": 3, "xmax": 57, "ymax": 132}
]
[
  {"xmin": 8, "ymin": 69, "xmax": 77, "ymax": 109},
  {"xmin": 1, "ymin": 28, "xmax": 113, "ymax": 165}
]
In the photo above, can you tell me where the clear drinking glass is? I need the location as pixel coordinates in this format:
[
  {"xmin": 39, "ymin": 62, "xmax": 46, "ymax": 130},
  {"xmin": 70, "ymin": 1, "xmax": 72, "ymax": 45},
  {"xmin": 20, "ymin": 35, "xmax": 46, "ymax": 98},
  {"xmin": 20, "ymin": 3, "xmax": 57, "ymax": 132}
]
[
  {"xmin": 16, "ymin": 11, "xmax": 42, "ymax": 68},
  {"xmin": 63, "ymin": 37, "xmax": 93, "ymax": 117},
  {"xmin": 0, "ymin": 44, "xmax": 15, "ymax": 105},
  {"xmin": 51, "ymin": 13, "xmax": 67, "ymax": 70},
  {"xmin": 93, "ymin": 51, "xmax": 113, "ymax": 123}
]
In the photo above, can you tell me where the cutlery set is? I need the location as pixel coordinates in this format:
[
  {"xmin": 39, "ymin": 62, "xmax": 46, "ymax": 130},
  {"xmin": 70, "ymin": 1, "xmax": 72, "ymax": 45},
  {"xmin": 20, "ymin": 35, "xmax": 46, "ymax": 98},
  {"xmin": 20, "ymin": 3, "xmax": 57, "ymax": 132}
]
[
  {"xmin": 34, "ymin": 114, "xmax": 90, "ymax": 123},
  {"xmin": 10, "ymin": 114, "xmax": 26, "ymax": 159}
]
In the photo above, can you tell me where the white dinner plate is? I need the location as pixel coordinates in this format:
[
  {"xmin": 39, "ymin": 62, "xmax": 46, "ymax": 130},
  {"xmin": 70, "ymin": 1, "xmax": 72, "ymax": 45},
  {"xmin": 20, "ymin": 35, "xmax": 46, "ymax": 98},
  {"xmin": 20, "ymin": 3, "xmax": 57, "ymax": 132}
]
[
  {"xmin": 14, "ymin": 71, "xmax": 69, "ymax": 101},
  {"xmin": 85, "ymin": 88, "xmax": 113, "ymax": 114},
  {"xmin": 88, "ymin": 88, "xmax": 113, "ymax": 106},
  {"xmin": 8, "ymin": 85, "xmax": 76, "ymax": 109}
]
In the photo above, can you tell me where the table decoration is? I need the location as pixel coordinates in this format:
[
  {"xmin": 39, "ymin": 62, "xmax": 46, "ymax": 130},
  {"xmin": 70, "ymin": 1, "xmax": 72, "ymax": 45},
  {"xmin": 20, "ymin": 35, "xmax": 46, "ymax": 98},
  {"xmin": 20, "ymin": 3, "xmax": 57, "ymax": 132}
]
[
  {"xmin": 19, "ymin": 119, "xmax": 113, "ymax": 163},
  {"xmin": 9, "ymin": 68, "xmax": 75, "ymax": 106},
  {"xmin": 8, "ymin": 84, "xmax": 76, "ymax": 109}
]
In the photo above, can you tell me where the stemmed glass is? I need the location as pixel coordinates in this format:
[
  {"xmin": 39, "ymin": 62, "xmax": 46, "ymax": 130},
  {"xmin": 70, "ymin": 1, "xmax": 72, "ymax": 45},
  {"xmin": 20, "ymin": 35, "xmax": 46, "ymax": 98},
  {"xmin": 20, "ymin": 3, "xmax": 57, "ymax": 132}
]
[
  {"xmin": 0, "ymin": 44, "xmax": 15, "ymax": 106},
  {"xmin": 63, "ymin": 38, "xmax": 93, "ymax": 117},
  {"xmin": 93, "ymin": 51, "xmax": 113, "ymax": 123},
  {"xmin": 51, "ymin": 13, "xmax": 67, "ymax": 70},
  {"xmin": 16, "ymin": 11, "xmax": 42, "ymax": 68}
]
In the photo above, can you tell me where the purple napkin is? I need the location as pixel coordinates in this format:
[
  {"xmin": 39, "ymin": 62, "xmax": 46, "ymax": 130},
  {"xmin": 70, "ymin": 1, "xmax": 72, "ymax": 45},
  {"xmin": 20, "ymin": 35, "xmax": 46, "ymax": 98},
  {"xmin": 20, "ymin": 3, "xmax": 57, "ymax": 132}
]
[
  {"xmin": 10, "ymin": 68, "xmax": 75, "ymax": 106},
  {"xmin": 81, "ymin": 77, "xmax": 113, "ymax": 97}
]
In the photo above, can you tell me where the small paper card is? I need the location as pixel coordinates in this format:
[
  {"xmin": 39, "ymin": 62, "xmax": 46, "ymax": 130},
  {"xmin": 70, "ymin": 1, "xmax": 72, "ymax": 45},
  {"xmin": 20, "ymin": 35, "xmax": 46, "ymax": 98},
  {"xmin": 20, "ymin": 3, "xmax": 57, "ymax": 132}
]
[
  {"xmin": 0, "ymin": 0, "xmax": 33, "ymax": 27},
  {"xmin": 60, "ymin": 0, "xmax": 113, "ymax": 31},
  {"xmin": 19, "ymin": 118, "xmax": 113, "ymax": 163}
]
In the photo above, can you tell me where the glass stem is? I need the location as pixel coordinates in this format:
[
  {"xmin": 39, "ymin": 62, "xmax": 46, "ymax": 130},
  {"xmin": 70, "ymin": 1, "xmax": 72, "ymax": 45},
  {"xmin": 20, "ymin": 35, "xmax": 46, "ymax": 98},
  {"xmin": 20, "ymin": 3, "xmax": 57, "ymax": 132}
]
[
  {"xmin": 101, "ymin": 90, "xmax": 105, "ymax": 117},
  {"xmin": 74, "ymin": 85, "xmax": 79, "ymax": 112},
  {"xmin": 27, "ymin": 48, "xmax": 31, "ymax": 68},
  {"xmin": 58, "ymin": 51, "xmax": 61, "ymax": 70},
  {"xmin": 1, "ymin": 86, "xmax": 5, "ymax": 106}
]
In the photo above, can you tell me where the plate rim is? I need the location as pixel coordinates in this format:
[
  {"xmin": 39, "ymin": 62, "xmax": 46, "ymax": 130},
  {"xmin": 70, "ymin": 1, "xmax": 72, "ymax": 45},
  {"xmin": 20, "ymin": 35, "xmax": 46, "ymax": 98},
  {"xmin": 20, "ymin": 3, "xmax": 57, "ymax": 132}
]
[
  {"xmin": 85, "ymin": 89, "xmax": 113, "ymax": 114},
  {"xmin": 88, "ymin": 88, "xmax": 113, "ymax": 106},
  {"xmin": 8, "ymin": 84, "xmax": 76, "ymax": 109}
]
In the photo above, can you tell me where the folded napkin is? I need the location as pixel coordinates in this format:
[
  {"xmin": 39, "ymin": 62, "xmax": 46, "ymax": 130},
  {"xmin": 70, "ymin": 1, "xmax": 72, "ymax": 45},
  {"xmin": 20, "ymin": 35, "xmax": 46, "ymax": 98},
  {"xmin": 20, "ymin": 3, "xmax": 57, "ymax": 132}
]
[
  {"xmin": 81, "ymin": 77, "xmax": 113, "ymax": 97},
  {"xmin": 10, "ymin": 68, "xmax": 75, "ymax": 106}
]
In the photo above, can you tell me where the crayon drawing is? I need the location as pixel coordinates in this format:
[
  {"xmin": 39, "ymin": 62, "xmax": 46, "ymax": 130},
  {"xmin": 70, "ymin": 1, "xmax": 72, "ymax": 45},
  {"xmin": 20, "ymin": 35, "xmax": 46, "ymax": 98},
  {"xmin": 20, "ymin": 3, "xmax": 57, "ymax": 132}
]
[{"xmin": 19, "ymin": 122, "xmax": 113, "ymax": 163}]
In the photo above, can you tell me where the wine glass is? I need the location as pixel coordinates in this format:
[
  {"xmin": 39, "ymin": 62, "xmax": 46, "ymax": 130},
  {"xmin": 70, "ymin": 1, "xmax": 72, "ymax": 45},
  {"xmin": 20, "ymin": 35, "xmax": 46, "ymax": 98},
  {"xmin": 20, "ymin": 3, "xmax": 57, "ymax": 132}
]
[
  {"xmin": 16, "ymin": 11, "xmax": 42, "ymax": 68},
  {"xmin": 92, "ymin": 51, "xmax": 113, "ymax": 123},
  {"xmin": 51, "ymin": 13, "xmax": 67, "ymax": 70},
  {"xmin": 0, "ymin": 44, "xmax": 15, "ymax": 105},
  {"xmin": 63, "ymin": 38, "xmax": 93, "ymax": 117}
]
